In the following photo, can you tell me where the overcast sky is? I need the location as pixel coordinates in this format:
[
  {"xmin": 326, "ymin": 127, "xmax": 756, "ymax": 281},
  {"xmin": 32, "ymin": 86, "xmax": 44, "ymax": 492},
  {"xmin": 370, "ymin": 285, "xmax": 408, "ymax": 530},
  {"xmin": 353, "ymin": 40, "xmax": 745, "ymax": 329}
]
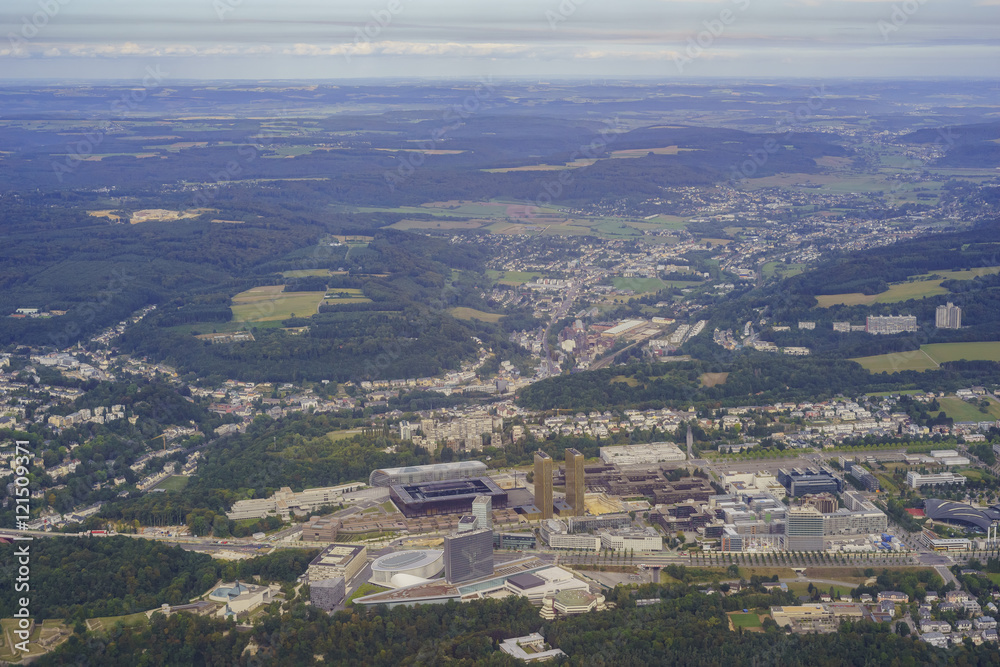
[{"xmin": 1, "ymin": 0, "xmax": 996, "ymax": 80}]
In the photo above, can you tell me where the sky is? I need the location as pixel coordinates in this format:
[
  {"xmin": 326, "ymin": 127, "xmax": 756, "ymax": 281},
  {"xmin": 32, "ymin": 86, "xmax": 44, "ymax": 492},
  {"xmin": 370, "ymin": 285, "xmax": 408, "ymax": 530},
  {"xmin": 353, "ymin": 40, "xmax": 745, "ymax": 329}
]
[{"xmin": 0, "ymin": 0, "xmax": 997, "ymax": 81}]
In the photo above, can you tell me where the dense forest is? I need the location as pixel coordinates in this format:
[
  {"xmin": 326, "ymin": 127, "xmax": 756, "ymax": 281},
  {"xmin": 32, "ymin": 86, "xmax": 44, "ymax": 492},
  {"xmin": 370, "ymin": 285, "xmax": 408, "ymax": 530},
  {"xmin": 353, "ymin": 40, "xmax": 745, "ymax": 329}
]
[
  {"xmin": 0, "ymin": 537, "xmax": 316, "ymax": 621},
  {"xmin": 515, "ymin": 355, "xmax": 1000, "ymax": 412}
]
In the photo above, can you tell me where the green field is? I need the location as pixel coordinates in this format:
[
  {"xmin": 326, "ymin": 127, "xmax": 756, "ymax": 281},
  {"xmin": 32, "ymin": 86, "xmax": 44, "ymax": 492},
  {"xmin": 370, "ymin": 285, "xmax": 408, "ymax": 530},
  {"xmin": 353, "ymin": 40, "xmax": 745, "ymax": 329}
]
[
  {"xmin": 816, "ymin": 266, "xmax": 1000, "ymax": 307},
  {"xmin": 487, "ymin": 270, "xmax": 544, "ymax": 286},
  {"xmin": 1, "ymin": 618, "xmax": 67, "ymax": 661},
  {"xmin": 231, "ymin": 286, "xmax": 326, "ymax": 323},
  {"xmin": 327, "ymin": 429, "xmax": 363, "ymax": 442},
  {"xmin": 763, "ymin": 262, "xmax": 807, "ymax": 279},
  {"xmin": 282, "ymin": 269, "xmax": 334, "ymax": 278},
  {"xmin": 449, "ymin": 307, "xmax": 503, "ymax": 323},
  {"xmin": 730, "ymin": 613, "xmax": 762, "ymax": 628},
  {"xmin": 854, "ymin": 342, "xmax": 1000, "ymax": 373},
  {"xmin": 152, "ymin": 475, "xmax": 189, "ymax": 492},
  {"xmin": 347, "ymin": 583, "xmax": 389, "ymax": 604},
  {"xmin": 936, "ymin": 396, "xmax": 1000, "ymax": 422},
  {"xmin": 87, "ymin": 612, "xmax": 150, "ymax": 634},
  {"xmin": 786, "ymin": 582, "xmax": 854, "ymax": 599},
  {"xmin": 612, "ymin": 277, "xmax": 698, "ymax": 293}
]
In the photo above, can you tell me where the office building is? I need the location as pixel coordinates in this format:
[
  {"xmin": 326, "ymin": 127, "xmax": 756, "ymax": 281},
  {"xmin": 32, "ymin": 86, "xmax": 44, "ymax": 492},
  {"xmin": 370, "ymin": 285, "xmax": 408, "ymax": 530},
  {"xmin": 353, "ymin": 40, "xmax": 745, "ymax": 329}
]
[
  {"xmin": 309, "ymin": 577, "xmax": 346, "ymax": 612},
  {"xmin": 306, "ymin": 544, "xmax": 368, "ymax": 584},
  {"xmin": 539, "ymin": 518, "xmax": 601, "ymax": 551},
  {"xmin": 443, "ymin": 528, "xmax": 494, "ymax": 584},
  {"xmin": 534, "ymin": 451, "xmax": 554, "ymax": 520},
  {"xmin": 599, "ymin": 527, "xmax": 663, "ymax": 552},
  {"xmin": 778, "ymin": 467, "xmax": 843, "ymax": 497},
  {"xmin": 801, "ymin": 493, "xmax": 838, "ymax": 514},
  {"xmin": 785, "ymin": 507, "xmax": 825, "ymax": 551},
  {"xmin": 302, "ymin": 516, "xmax": 341, "ymax": 543},
  {"xmin": 936, "ymin": 302, "xmax": 961, "ymax": 329},
  {"xmin": 390, "ymin": 477, "xmax": 508, "ymax": 517},
  {"xmin": 906, "ymin": 471, "xmax": 967, "ymax": 489},
  {"xmin": 599, "ymin": 442, "xmax": 685, "ymax": 466},
  {"xmin": 565, "ymin": 448, "xmax": 585, "ymax": 517},
  {"xmin": 865, "ymin": 315, "xmax": 918, "ymax": 335},
  {"xmin": 369, "ymin": 461, "xmax": 488, "ymax": 487},
  {"xmin": 472, "ymin": 495, "xmax": 492, "ymax": 530}
]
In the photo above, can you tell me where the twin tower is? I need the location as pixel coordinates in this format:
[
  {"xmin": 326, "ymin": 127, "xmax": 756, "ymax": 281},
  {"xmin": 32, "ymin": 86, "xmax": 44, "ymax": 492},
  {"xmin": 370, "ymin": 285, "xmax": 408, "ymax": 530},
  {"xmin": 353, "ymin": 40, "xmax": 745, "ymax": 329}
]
[{"xmin": 533, "ymin": 448, "xmax": 585, "ymax": 519}]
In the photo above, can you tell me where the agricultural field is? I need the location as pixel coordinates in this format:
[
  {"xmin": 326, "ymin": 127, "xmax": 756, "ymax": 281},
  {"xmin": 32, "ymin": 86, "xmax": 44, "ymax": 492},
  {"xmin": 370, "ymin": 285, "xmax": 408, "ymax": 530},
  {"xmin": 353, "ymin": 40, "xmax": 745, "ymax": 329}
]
[
  {"xmin": 281, "ymin": 269, "xmax": 335, "ymax": 278},
  {"xmin": 853, "ymin": 342, "xmax": 1000, "ymax": 374},
  {"xmin": 700, "ymin": 372, "xmax": 730, "ymax": 387},
  {"xmin": 327, "ymin": 429, "xmax": 364, "ymax": 442},
  {"xmin": 763, "ymin": 261, "xmax": 807, "ymax": 279},
  {"xmin": 815, "ymin": 267, "xmax": 1000, "ymax": 307},
  {"xmin": 449, "ymin": 307, "xmax": 503, "ymax": 323},
  {"xmin": 231, "ymin": 286, "xmax": 326, "ymax": 323}
]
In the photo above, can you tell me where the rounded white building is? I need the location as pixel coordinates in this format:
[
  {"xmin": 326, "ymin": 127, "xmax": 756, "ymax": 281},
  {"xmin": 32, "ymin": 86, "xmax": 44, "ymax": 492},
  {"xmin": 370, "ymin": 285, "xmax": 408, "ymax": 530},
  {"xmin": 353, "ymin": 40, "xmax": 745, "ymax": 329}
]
[{"xmin": 370, "ymin": 550, "xmax": 445, "ymax": 586}]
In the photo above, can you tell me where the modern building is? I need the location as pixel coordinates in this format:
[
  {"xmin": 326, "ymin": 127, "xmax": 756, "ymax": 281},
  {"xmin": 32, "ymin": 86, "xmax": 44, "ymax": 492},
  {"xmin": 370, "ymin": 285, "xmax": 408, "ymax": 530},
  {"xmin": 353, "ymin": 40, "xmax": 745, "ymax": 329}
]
[
  {"xmin": 503, "ymin": 567, "xmax": 591, "ymax": 605},
  {"xmin": 598, "ymin": 442, "xmax": 685, "ymax": 466},
  {"xmin": 600, "ymin": 527, "xmax": 663, "ymax": 552},
  {"xmin": 801, "ymin": 493, "xmax": 838, "ymax": 514},
  {"xmin": 778, "ymin": 467, "xmax": 843, "ymax": 497},
  {"xmin": 493, "ymin": 532, "xmax": 537, "ymax": 550},
  {"xmin": 302, "ymin": 516, "xmax": 341, "ymax": 543},
  {"xmin": 390, "ymin": 477, "xmax": 508, "ymax": 517},
  {"xmin": 539, "ymin": 590, "xmax": 608, "ymax": 619},
  {"xmin": 567, "ymin": 514, "xmax": 632, "ymax": 533},
  {"xmin": 923, "ymin": 499, "xmax": 1000, "ymax": 531},
  {"xmin": 936, "ymin": 302, "xmax": 962, "ymax": 329},
  {"xmin": 785, "ymin": 506, "xmax": 825, "ymax": 551},
  {"xmin": 306, "ymin": 544, "xmax": 368, "ymax": 584},
  {"xmin": 534, "ymin": 451, "xmax": 554, "ymax": 520},
  {"xmin": 721, "ymin": 526, "xmax": 744, "ymax": 552},
  {"xmin": 539, "ymin": 518, "xmax": 601, "ymax": 551},
  {"xmin": 444, "ymin": 528, "xmax": 494, "ymax": 584},
  {"xmin": 906, "ymin": 471, "xmax": 968, "ymax": 489},
  {"xmin": 369, "ymin": 461, "xmax": 489, "ymax": 487},
  {"xmin": 210, "ymin": 581, "xmax": 273, "ymax": 619},
  {"xmin": 472, "ymin": 495, "xmax": 493, "ymax": 530},
  {"xmin": 226, "ymin": 483, "xmax": 366, "ymax": 520},
  {"xmin": 370, "ymin": 550, "xmax": 444, "ymax": 587},
  {"xmin": 498, "ymin": 634, "xmax": 567, "ymax": 663},
  {"xmin": 865, "ymin": 315, "xmax": 918, "ymax": 335},
  {"xmin": 565, "ymin": 448, "xmax": 585, "ymax": 517},
  {"xmin": 309, "ymin": 577, "xmax": 346, "ymax": 612},
  {"xmin": 845, "ymin": 463, "xmax": 880, "ymax": 492}
]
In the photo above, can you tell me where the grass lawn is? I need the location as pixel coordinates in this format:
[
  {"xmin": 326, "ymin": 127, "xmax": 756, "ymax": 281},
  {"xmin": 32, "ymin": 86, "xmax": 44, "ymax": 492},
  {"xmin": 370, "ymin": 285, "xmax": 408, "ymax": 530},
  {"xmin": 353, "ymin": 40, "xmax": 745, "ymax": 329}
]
[
  {"xmin": 1, "ymin": 618, "xmax": 67, "ymax": 661},
  {"xmin": 231, "ymin": 286, "xmax": 325, "ymax": 323},
  {"xmin": 87, "ymin": 612, "xmax": 150, "ymax": 634},
  {"xmin": 851, "ymin": 349, "xmax": 939, "ymax": 373},
  {"xmin": 763, "ymin": 262, "xmax": 807, "ymax": 279},
  {"xmin": 612, "ymin": 277, "xmax": 667, "ymax": 293},
  {"xmin": 449, "ymin": 307, "xmax": 502, "ymax": 323},
  {"xmin": 347, "ymin": 583, "xmax": 389, "ymax": 604},
  {"xmin": 730, "ymin": 612, "xmax": 762, "ymax": 628},
  {"xmin": 936, "ymin": 396, "xmax": 1000, "ymax": 422},
  {"xmin": 281, "ymin": 269, "xmax": 333, "ymax": 278},
  {"xmin": 738, "ymin": 567, "xmax": 797, "ymax": 580},
  {"xmin": 327, "ymin": 429, "xmax": 363, "ymax": 442},
  {"xmin": 152, "ymin": 475, "xmax": 189, "ymax": 492}
]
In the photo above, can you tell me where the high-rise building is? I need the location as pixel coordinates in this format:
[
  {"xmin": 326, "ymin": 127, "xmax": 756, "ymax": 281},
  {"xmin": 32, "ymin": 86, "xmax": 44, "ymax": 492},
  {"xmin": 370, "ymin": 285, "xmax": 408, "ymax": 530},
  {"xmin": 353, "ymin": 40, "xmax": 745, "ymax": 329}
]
[
  {"xmin": 443, "ymin": 527, "xmax": 494, "ymax": 583},
  {"xmin": 865, "ymin": 315, "xmax": 918, "ymax": 335},
  {"xmin": 565, "ymin": 448, "xmax": 585, "ymax": 517},
  {"xmin": 534, "ymin": 451, "xmax": 553, "ymax": 519},
  {"xmin": 935, "ymin": 302, "xmax": 961, "ymax": 329},
  {"xmin": 472, "ymin": 495, "xmax": 492, "ymax": 530},
  {"xmin": 785, "ymin": 507, "xmax": 824, "ymax": 551}
]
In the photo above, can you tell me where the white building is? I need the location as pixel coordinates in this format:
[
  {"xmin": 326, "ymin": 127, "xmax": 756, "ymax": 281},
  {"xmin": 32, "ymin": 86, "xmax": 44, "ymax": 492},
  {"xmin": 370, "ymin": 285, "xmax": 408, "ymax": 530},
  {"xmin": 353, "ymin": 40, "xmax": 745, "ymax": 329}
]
[
  {"xmin": 600, "ymin": 527, "xmax": 663, "ymax": 552},
  {"xmin": 906, "ymin": 471, "xmax": 967, "ymax": 489},
  {"xmin": 599, "ymin": 442, "xmax": 685, "ymax": 466}
]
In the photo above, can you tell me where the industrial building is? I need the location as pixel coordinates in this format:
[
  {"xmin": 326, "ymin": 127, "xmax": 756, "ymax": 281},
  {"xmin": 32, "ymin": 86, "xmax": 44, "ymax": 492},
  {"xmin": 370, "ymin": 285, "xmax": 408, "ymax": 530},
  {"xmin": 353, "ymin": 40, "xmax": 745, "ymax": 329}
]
[
  {"xmin": 390, "ymin": 477, "xmax": 508, "ymax": 517},
  {"xmin": 533, "ymin": 451, "xmax": 554, "ymax": 520},
  {"xmin": 369, "ymin": 461, "xmax": 488, "ymax": 487},
  {"xmin": 443, "ymin": 527, "xmax": 494, "ymax": 584},
  {"xmin": 599, "ymin": 442, "xmax": 686, "ymax": 466},
  {"xmin": 370, "ymin": 550, "xmax": 445, "ymax": 587},
  {"xmin": 565, "ymin": 448, "xmax": 585, "ymax": 517}
]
